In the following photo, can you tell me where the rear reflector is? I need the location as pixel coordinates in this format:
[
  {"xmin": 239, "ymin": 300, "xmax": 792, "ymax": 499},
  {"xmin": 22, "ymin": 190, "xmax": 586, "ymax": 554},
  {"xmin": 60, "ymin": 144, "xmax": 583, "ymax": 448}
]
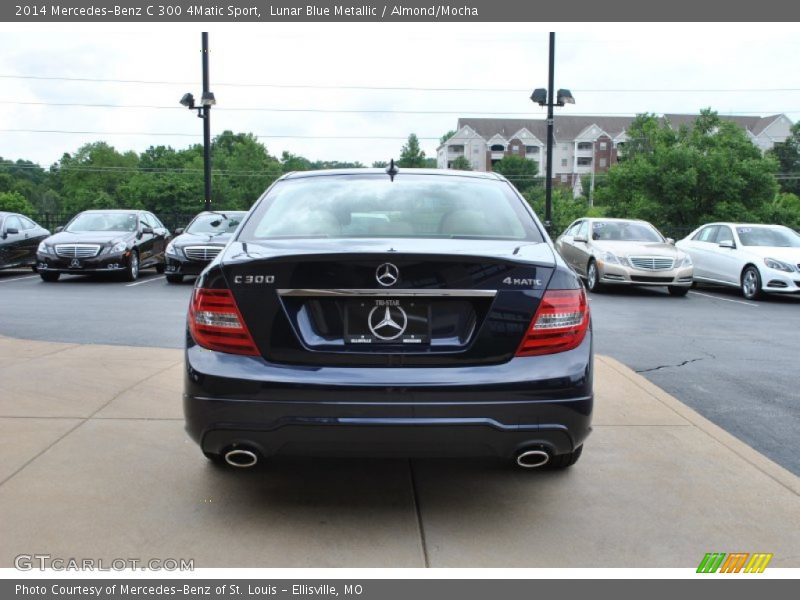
[
  {"xmin": 516, "ymin": 288, "xmax": 590, "ymax": 356},
  {"xmin": 188, "ymin": 288, "xmax": 259, "ymax": 356}
]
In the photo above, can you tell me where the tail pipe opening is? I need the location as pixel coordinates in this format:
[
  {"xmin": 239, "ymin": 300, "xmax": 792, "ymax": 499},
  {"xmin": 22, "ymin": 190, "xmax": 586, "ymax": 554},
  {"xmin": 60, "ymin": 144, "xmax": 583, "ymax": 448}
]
[
  {"xmin": 224, "ymin": 448, "xmax": 259, "ymax": 468},
  {"xmin": 515, "ymin": 448, "xmax": 550, "ymax": 469}
]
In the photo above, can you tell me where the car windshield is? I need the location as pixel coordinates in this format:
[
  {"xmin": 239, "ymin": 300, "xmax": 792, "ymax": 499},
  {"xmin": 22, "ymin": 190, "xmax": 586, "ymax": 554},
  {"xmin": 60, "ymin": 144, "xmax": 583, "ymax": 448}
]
[
  {"xmin": 67, "ymin": 212, "xmax": 138, "ymax": 233},
  {"xmin": 736, "ymin": 226, "xmax": 800, "ymax": 247},
  {"xmin": 187, "ymin": 213, "xmax": 245, "ymax": 235},
  {"xmin": 591, "ymin": 221, "xmax": 663, "ymax": 242},
  {"xmin": 239, "ymin": 174, "xmax": 542, "ymax": 241}
]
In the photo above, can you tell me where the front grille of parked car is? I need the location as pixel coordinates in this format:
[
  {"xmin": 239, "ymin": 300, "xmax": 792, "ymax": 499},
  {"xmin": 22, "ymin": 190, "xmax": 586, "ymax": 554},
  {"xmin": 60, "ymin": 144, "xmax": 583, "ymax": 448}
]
[
  {"xmin": 184, "ymin": 246, "xmax": 223, "ymax": 262},
  {"xmin": 55, "ymin": 244, "xmax": 101, "ymax": 258},
  {"xmin": 628, "ymin": 256, "xmax": 675, "ymax": 271},
  {"xmin": 630, "ymin": 275, "xmax": 674, "ymax": 283}
]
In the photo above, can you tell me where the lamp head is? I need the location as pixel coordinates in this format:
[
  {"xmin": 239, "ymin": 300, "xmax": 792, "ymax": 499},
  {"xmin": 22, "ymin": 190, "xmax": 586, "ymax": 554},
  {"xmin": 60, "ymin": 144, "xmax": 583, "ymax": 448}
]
[
  {"xmin": 530, "ymin": 88, "xmax": 548, "ymax": 106},
  {"xmin": 200, "ymin": 91, "xmax": 216, "ymax": 107},
  {"xmin": 556, "ymin": 89, "xmax": 575, "ymax": 106},
  {"xmin": 179, "ymin": 93, "xmax": 195, "ymax": 109}
]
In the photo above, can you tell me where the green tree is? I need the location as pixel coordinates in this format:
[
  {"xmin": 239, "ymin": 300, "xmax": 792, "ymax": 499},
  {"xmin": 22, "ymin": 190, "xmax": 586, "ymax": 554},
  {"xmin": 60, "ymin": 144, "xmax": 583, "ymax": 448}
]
[
  {"xmin": 372, "ymin": 160, "xmax": 388, "ymax": 168},
  {"xmin": 439, "ymin": 130, "xmax": 456, "ymax": 146},
  {"xmin": 398, "ymin": 134, "xmax": 427, "ymax": 168},
  {"xmin": 523, "ymin": 186, "xmax": 602, "ymax": 235},
  {"xmin": 280, "ymin": 151, "xmax": 312, "ymax": 173},
  {"xmin": 450, "ymin": 155, "xmax": 472, "ymax": 171},
  {"xmin": 0, "ymin": 190, "xmax": 35, "ymax": 216},
  {"xmin": 595, "ymin": 110, "xmax": 779, "ymax": 233},
  {"xmin": 492, "ymin": 155, "xmax": 539, "ymax": 192},
  {"xmin": 768, "ymin": 121, "xmax": 800, "ymax": 196}
]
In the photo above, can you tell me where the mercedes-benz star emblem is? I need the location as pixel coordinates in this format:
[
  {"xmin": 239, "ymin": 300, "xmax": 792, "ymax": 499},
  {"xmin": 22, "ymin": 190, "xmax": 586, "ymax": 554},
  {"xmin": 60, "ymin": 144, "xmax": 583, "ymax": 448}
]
[
  {"xmin": 376, "ymin": 263, "xmax": 399, "ymax": 287},
  {"xmin": 368, "ymin": 305, "xmax": 408, "ymax": 341}
]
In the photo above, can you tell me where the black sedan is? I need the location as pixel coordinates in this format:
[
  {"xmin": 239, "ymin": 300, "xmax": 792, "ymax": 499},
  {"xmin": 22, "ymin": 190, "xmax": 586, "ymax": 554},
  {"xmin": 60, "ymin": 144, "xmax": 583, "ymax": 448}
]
[
  {"xmin": 184, "ymin": 169, "xmax": 593, "ymax": 470},
  {"xmin": 0, "ymin": 212, "xmax": 50, "ymax": 271},
  {"xmin": 165, "ymin": 211, "xmax": 246, "ymax": 283},
  {"xmin": 36, "ymin": 210, "xmax": 170, "ymax": 282}
]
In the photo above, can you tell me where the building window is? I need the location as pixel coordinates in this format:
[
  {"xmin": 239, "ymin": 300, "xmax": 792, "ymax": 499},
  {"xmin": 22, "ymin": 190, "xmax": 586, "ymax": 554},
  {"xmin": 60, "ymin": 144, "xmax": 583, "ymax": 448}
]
[
  {"xmin": 525, "ymin": 146, "xmax": 539, "ymax": 154},
  {"xmin": 511, "ymin": 144, "xmax": 519, "ymax": 151},
  {"xmin": 473, "ymin": 147, "xmax": 480, "ymax": 153},
  {"xmin": 577, "ymin": 157, "xmax": 593, "ymax": 166},
  {"xmin": 448, "ymin": 145, "xmax": 464, "ymax": 153},
  {"xmin": 490, "ymin": 144, "xmax": 505, "ymax": 152},
  {"xmin": 560, "ymin": 174, "xmax": 568, "ymax": 183},
  {"xmin": 599, "ymin": 158, "xmax": 607, "ymax": 168},
  {"xmin": 577, "ymin": 142, "xmax": 592, "ymax": 151},
  {"xmin": 561, "ymin": 158, "xmax": 568, "ymax": 167},
  {"xmin": 599, "ymin": 142, "xmax": 607, "ymax": 150}
]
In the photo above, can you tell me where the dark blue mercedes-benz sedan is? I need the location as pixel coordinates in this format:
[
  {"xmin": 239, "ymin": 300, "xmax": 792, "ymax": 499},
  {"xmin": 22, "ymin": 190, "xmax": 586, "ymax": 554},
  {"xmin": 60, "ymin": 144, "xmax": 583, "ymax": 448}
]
[{"xmin": 183, "ymin": 168, "xmax": 592, "ymax": 469}]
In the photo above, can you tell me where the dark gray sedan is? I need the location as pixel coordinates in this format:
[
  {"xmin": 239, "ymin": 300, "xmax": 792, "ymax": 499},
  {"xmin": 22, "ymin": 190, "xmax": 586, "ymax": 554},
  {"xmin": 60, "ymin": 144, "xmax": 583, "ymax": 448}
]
[{"xmin": 0, "ymin": 212, "xmax": 50, "ymax": 271}]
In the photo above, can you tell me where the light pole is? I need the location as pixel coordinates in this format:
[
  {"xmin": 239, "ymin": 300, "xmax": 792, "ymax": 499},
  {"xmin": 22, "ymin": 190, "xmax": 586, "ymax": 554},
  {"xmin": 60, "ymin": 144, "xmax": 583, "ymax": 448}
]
[
  {"xmin": 531, "ymin": 32, "xmax": 574, "ymax": 235},
  {"xmin": 179, "ymin": 32, "xmax": 216, "ymax": 212}
]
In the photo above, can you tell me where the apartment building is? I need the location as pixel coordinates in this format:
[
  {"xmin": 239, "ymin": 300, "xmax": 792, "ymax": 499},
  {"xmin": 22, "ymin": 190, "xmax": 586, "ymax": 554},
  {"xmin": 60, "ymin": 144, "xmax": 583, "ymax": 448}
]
[{"xmin": 437, "ymin": 114, "xmax": 794, "ymax": 187}]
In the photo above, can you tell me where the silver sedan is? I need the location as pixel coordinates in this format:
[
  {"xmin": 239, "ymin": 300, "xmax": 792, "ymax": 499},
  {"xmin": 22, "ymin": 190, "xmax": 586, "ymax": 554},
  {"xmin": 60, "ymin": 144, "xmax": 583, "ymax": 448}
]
[{"xmin": 555, "ymin": 218, "xmax": 694, "ymax": 295}]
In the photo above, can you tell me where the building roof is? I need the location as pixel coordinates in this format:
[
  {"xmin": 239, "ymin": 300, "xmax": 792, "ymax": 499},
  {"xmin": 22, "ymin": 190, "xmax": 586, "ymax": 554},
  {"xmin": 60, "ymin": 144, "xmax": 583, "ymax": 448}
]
[{"xmin": 454, "ymin": 114, "xmax": 788, "ymax": 143}]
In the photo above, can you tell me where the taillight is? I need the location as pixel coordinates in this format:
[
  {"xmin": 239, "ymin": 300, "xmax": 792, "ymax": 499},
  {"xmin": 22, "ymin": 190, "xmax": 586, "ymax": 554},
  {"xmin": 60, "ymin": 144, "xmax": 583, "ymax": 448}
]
[
  {"xmin": 188, "ymin": 288, "xmax": 259, "ymax": 356},
  {"xmin": 516, "ymin": 288, "xmax": 590, "ymax": 356}
]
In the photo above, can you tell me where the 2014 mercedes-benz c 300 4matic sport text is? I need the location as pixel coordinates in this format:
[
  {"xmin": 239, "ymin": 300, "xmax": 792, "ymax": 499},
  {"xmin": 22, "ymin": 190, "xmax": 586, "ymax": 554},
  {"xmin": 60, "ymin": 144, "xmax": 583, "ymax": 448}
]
[{"xmin": 183, "ymin": 168, "xmax": 593, "ymax": 470}]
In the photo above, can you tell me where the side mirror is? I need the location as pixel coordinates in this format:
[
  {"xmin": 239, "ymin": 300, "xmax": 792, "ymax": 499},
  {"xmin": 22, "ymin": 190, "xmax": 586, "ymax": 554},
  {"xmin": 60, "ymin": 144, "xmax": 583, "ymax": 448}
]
[
  {"xmin": 4, "ymin": 227, "xmax": 19, "ymax": 236},
  {"xmin": 141, "ymin": 226, "xmax": 154, "ymax": 235},
  {"xmin": 666, "ymin": 238, "xmax": 675, "ymax": 245},
  {"xmin": 174, "ymin": 227, "xmax": 184, "ymax": 236},
  {"xmin": 573, "ymin": 235, "xmax": 588, "ymax": 243},
  {"xmin": 719, "ymin": 240, "xmax": 736, "ymax": 249},
  {"xmin": 55, "ymin": 226, "xmax": 64, "ymax": 233}
]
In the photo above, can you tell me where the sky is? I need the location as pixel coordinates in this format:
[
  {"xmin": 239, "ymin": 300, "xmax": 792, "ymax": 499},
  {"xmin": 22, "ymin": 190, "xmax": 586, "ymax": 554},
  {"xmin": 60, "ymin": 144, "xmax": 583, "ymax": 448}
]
[{"xmin": 0, "ymin": 22, "xmax": 799, "ymax": 168}]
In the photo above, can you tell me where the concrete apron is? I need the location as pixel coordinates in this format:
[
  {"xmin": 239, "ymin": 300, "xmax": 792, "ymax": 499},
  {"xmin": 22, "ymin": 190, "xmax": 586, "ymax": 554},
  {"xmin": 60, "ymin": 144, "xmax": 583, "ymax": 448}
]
[{"xmin": 0, "ymin": 335, "xmax": 797, "ymax": 568}]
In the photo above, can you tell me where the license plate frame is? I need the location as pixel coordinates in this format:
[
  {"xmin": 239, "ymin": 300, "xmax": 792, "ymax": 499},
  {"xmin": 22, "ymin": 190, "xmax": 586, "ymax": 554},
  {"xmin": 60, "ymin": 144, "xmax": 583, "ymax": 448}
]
[{"xmin": 344, "ymin": 298, "xmax": 431, "ymax": 345}]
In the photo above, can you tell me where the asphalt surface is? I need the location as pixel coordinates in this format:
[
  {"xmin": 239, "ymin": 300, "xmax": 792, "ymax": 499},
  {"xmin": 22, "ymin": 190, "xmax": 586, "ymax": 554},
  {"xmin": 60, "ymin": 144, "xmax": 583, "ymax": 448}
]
[{"xmin": 1, "ymin": 268, "xmax": 799, "ymax": 475}]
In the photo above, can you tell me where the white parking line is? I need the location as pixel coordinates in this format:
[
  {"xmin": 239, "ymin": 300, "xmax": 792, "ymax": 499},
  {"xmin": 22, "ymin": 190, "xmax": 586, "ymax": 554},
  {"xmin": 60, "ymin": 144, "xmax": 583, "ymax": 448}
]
[
  {"xmin": 689, "ymin": 290, "xmax": 758, "ymax": 307},
  {"xmin": 125, "ymin": 276, "xmax": 165, "ymax": 287},
  {"xmin": 0, "ymin": 275, "xmax": 39, "ymax": 284}
]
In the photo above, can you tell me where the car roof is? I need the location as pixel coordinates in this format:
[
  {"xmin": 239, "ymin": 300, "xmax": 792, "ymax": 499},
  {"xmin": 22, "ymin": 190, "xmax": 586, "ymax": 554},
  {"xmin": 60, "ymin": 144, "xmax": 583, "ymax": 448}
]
[
  {"xmin": 280, "ymin": 167, "xmax": 507, "ymax": 182},
  {"xmin": 79, "ymin": 209, "xmax": 142, "ymax": 213}
]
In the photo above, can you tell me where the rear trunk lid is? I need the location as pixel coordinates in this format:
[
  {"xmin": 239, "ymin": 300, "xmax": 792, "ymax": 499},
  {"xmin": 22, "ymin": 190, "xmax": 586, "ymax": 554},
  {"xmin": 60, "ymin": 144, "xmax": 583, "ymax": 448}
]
[{"xmin": 220, "ymin": 238, "xmax": 556, "ymax": 366}]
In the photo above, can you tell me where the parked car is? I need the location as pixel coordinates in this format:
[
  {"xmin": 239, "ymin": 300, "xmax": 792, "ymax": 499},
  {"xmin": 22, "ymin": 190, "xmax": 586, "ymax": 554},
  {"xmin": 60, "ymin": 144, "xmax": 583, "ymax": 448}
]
[
  {"xmin": 676, "ymin": 222, "xmax": 800, "ymax": 299},
  {"xmin": 36, "ymin": 209, "xmax": 170, "ymax": 282},
  {"xmin": 555, "ymin": 218, "xmax": 694, "ymax": 295},
  {"xmin": 164, "ymin": 211, "xmax": 247, "ymax": 283},
  {"xmin": 0, "ymin": 212, "xmax": 50, "ymax": 272},
  {"xmin": 184, "ymin": 168, "xmax": 593, "ymax": 470}
]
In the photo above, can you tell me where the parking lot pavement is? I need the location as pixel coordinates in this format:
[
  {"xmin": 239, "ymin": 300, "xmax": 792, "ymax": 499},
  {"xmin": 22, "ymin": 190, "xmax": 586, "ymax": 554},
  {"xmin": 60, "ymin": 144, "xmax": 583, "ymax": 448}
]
[
  {"xmin": 588, "ymin": 284, "xmax": 800, "ymax": 476},
  {"xmin": 0, "ymin": 336, "xmax": 798, "ymax": 568}
]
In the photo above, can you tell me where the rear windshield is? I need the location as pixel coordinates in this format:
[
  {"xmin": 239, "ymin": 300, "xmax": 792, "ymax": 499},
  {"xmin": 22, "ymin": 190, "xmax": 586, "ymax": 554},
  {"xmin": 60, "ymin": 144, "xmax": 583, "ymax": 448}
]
[
  {"xmin": 592, "ymin": 220, "xmax": 663, "ymax": 243},
  {"xmin": 737, "ymin": 226, "xmax": 800, "ymax": 247},
  {"xmin": 238, "ymin": 174, "xmax": 543, "ymax": 242}
]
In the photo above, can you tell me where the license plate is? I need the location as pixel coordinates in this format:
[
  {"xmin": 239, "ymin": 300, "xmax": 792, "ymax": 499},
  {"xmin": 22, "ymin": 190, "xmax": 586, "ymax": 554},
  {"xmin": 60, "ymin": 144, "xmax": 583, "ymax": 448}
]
[{"xmin": 345, "ymin": 299, "xmax": 430, "ymax": 345}]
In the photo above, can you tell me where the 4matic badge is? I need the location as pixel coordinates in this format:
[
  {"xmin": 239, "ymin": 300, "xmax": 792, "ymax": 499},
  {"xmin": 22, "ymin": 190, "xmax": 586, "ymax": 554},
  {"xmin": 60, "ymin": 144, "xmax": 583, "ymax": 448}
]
[{"xmin": 503, "ymin": 276, "xmax": 542, "ymax": 287}]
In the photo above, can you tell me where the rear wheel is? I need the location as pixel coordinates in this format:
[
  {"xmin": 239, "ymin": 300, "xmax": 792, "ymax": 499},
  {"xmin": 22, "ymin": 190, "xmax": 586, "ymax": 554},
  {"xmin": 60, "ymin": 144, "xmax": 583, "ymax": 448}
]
[
  {"xmin": 123, "ymin": 251, "xmax": 139, "ymax": 282},
  {"xmin": 166, "ymin": 273, "xmax": 184, "ymax": 284},
  {"xmin": 39, "ymin": 271, "xmax": 60, "ymax": 282},
  {"xmin": 741, "ymin": 266, "xmax": 762, "ymax": 300},
  {"xmin": 586, "ymin": 260, "xmax": 603, "ymax": 292},
  {"xmin": 668, "ymin": 285, "xmax": 690, "ymax": 296},
  {"xmin": 545, "ymin": 445, "xmax": 583, "ymax": 470}
]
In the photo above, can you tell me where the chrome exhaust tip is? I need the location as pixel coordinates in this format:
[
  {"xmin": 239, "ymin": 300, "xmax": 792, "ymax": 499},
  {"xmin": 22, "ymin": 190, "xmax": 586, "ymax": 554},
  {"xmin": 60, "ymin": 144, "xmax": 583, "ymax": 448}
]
[
  {"xmin": 224, "ymin": 448, "xmax": 258, "ymax": 468},
  {"xmin": 516, "ymin": 449, "xmax": 550, "ymax": 469}
]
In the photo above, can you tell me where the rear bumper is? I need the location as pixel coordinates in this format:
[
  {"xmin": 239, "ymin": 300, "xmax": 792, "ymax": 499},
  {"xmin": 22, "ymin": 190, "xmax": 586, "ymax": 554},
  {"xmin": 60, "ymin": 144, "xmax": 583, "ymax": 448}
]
[{"xmin": 183, "ymin": 334, "xmax": 593, "ymax": 459}]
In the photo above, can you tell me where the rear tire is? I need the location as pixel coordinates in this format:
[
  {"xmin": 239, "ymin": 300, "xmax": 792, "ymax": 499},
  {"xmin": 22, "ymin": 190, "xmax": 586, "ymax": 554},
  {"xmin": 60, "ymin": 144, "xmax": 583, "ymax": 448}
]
[
  {"xmin": 586, "ymin": 260, "xmax": 604, "ymax": 293},
  {"xmin": 39, "ymin": 271, "xmax": 60, "ymax": 282},
  {"xmin": 741, "ymin": 266, "xmax": 762, "ymax": 300},
  {"xmin": 545, "ymin": 445, "xmax": 583, "ymax": 469},
  {"xmin": 668, "ymin": 285, "xmax": 690, "ymax": 296},
  {"xmin": 166, "ymin": 274, "xmax": 184, "ymax": 284}
]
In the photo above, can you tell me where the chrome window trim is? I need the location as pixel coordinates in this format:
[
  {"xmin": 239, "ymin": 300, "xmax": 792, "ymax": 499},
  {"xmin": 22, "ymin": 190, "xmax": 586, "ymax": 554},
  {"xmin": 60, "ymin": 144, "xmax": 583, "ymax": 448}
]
[{"xmin": 277, "ymin": 289, "xmax": 497, "ymax": 298}]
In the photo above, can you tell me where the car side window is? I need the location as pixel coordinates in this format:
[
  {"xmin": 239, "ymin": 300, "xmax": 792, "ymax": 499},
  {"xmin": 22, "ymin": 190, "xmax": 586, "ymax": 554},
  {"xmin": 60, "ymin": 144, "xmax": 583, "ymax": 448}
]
[
  {"xmin": 695, "ymin": 225, "xmax": 719, "ymax": 242},
  {"xmin": 140, "ymin": 213, "xmax": 155, "ymax": 228},
  {"xmin": 576, "ymin": 221, "xmax": 589, "ymax": 239},
  {"xmin": 5, "ymin": 215, "xmax": 22, "ymax": 231},
  {"xmin": 565, "ymin": 221, "xmax": 582, "ymax": 237},
  {"xmin": 147, "ymin": 213, "xmax": 164, "ymax": 229},
  {"xmin": 19, "ymin": 216, "xmax": 36, "ymax": 230},
  {"xmin": 714, "ymin": 226, "xmax": 734, "ymax": 244}
]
